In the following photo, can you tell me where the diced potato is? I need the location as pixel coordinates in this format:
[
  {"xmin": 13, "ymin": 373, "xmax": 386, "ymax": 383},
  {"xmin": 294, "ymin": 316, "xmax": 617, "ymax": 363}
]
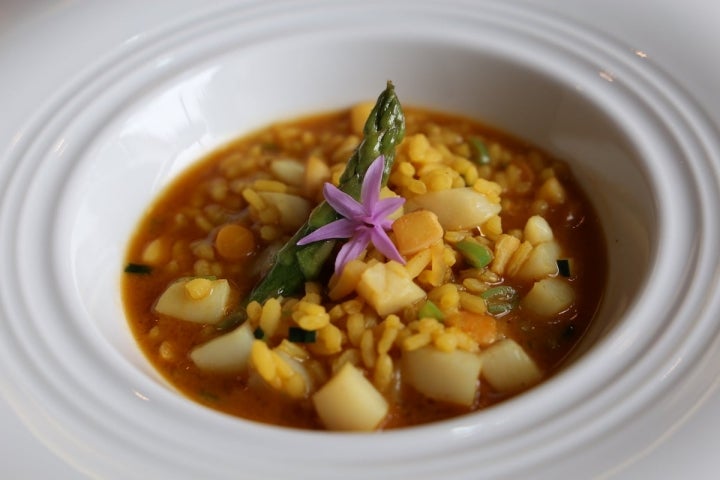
[
  {"xmin": 356, "ymin": 261, "xmax": 426, "ymax": 316},
  {"xmin": 405, "ymin": 187, "xmax": 501, "ymax": 230},
  {"xmin": 523, "ymin": 215, "xmax": 554, "ymax": 245},
  {"xmin": 257, "ymin": 192, "xmax": 311, "ymax": 231},
  {"xmin": 269, "ymin": 158, "xmax": 305, "ymax": 187},
  {"xmin": 516, "ymin": 241, "xmax": 561, "ymax": 281},
  {"xmin": 521, "ymin": 278, "xmax": 575, "ymax": 317},
  {"xmin": 190, "ymin": 323, "xmax": 255, "ymax": 373},
  {"xmin": 154, "ymin": 278, "xmax": 232, "ymax": 324},
  {"xmin": 402, "ymin": 346, "xmax": 483, "ymax": 406},
  {"xmin": 312, "ymin": 362, "xmax": 388, "ymax": 431},
  {"xmin": 481, "ymin": 339, "xmax": 542, "ymax": 393},
  {"xmin": 392, "ymin": 210, "xmax": 444, "ymax": 256}
]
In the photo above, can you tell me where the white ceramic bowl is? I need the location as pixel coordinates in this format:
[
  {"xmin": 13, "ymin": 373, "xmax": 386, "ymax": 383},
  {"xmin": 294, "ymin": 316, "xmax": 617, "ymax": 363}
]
[{"xmin": 2, "ymin": 1, "xmax": 720, "ymax": 478}]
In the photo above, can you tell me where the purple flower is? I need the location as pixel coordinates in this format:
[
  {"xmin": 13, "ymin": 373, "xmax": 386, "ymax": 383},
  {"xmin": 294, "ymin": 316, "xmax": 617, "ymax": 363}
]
[{"xmin": 297, "ymin": 155, "xmax": 406, "ymax": 273}]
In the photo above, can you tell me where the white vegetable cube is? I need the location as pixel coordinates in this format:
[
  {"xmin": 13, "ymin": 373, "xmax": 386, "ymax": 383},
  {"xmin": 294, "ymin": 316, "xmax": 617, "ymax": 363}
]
[
  {"xmin": 356, "ymin": 261, "xmax": 426, "ymax": 316},
  {"xmin": 257, "ymin": 192, "xmax": 311, "ymax": 231},
  {"xmin": 523, "ymin": 215, "xmax": 554, "ymax": 245},
  {"xmin": 405, "ymin": 187, "xmax": 501, "ymax": 230},
  {"xmin": 516, "ymin": 241, "xmax": 561, "ymax": 281},
  {"xmin": 521, "ymin": 277, "xmax": 575, "ymax": 317},
  {"xmin": 154, "ymin": 278, "xmax": 232, "ymax": 324},
  {"xmin": 312, "ymin": 363, "xmax": 389, "ymax": 431},
  {"xmin": 269, "ymin": 158, "xmax": 305, "ymax": 186},
  {"xmin": 190, "ymin": 323, "xmax": 255, "ymax": 373},
  {"xmin": 481, "ymin": 339, "xmax": 542, "ymax": 393},
  {"xmin": 402, "ymin": 347, "xmax": 483, "ymax": 406}
]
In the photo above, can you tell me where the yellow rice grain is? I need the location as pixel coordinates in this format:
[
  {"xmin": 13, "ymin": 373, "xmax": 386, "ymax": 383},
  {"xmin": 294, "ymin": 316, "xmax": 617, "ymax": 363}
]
[
  {"xmin": 433, "ymin": 332, "xmax": 458, "ymax": 352},
  {"xmin": 184, "ymin": 277, "xmax": 213, "ymax": 300},
  {"xmin": 259, "ymin": 225, "xmax": 280, "ymax": 242},
  {"xmin": 253, "ymin": 179, "xmax": 287, "ymax": 193},
  {"xmin": 312, "ymin": 324, "xmax": 343, "ymax": 355},
  {"xmin": 538, "ymin": 176, "xmax": 566, "ymax": 204},
  {"xmin": 259, "ymin": 298, "xmax": 282, "ymax": 337},
  {"xmin": 491, "ymin": 234, "xmax": 521, "ymax": 276},
  {"xmin": 241, "ymin": 188, "xmax": 266, "ymax": 210},
  {"xmin": 159, "ymin": 341, "xmax": 174, "ymax": 361},
  {"xmin": 292, "ymin": 301, "xmax": 330, "ymax": 330},
  {"xmin": 407, "ymin": 179, "xmax": 428, "ymax": 195},
  {"xmin": 360, "ymin": 329, "xmax": 376, "ymax": 368},
  {"xmin": 251, "ymin": 341, "xmax": 277, "ymax": 383},
  {"xmin": 194, "ymin": 215, "xmax": 214, "ymax": 233},
  {"xmin": 346, "ymin": 313, "xmax": 366, "ymax": 347},
  {"xmin": 328, "ymin": 304, "xmax": 345, "ymax": 321},
  {"xmin": 341, "ymin": 298, "xmax": 365, "ymax": 315},
  {"xmin": 373, "ymin": 354, "xmax": 394, "ymax": 392},
  {"xmin": 404, "ymin": 248, "xmax": 433, "ymax": 279},
  {"xmin": 402, "ymin": 331, "xmax": 432, "ymax": 351},
  {"xmin": 506, "ymin": 240, "xmax": 533, "ymax": 277},
  {"xmin": 377, "ymin": 320, "xmax": 401, "ymax": 356},
  {"xmin": 276, "ymin": 339, "xmax": 309, "ymax": 360},
  {"xmin": 141, "ymin": 238, "xmax": 167, "ymax": 265},
  {"xmin": 459, "ymin": 291, "xmax": 488, "ymax": 314}
]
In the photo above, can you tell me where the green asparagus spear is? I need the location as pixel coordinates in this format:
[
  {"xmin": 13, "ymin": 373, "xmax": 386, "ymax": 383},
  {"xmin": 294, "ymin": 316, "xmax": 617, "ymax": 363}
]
[{"xmin": 246, "ymin": 81, "xmax": 405, "ymax": 305}]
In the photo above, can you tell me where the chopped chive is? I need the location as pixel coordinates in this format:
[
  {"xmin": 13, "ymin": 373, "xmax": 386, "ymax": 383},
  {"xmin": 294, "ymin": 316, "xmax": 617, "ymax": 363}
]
[
  {"xmin": 253, "ymin": 326, "xmax": 265, "ymax": 340},
  {"xmin": 124, "ymin": 263, "xmax": 152, "ymax": 275},
  {"xmin": 455, "ymin": 240, "xmax": 493, "ymax": 269},
  {"xmin": 288, "ymin": 327, "xmax": 316, "ymax": 343},
  {"xmin": 557, "ymin": 259, "xmax": 571, "ymax": 277},
  {"xmin": 481, "ymin": 285, "xmax": 519, "ymax": 316},
  {"xmin": 418, "ymin": 300, "xmax": 444, "ymax": 321},
  {"xmin": 470, "ymin": 137, "xmax": 491, "ymax": 165}
]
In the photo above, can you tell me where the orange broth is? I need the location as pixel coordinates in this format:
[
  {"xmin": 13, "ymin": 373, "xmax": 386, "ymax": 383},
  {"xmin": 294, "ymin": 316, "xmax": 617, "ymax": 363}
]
[{"xmin": 122, "ymin": 106, "xmax": 607, "ymax": 430}]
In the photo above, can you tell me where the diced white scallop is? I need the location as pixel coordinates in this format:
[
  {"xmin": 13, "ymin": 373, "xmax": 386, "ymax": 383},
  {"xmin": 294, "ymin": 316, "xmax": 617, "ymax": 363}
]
[
  {"xmin": 356, "ymin": 261, "xmax": 426, "ymax": 316},
  {"xmin": 312, "ymin": 363, "xmax": 388, "ymax": 431},
  {"xmin": 402, "ymin": 346, "xmax": 483, "ymax": 406},
  {"xmin": 405, "ymin": 187, "xmax": 501, "ymax": 230},
  {"xmin": 516, "ymin": 241, "xmax": 561, "ymax": 281},
  {"xmin": 523, "ymin": 215, "xmax": 554, "ymax": 245},
  {"xmin": 481, "ymin": 339, "xmax": 542, "ymax": 393},
  {"xmin": 269, "ymin": 158, "xmax": 305, "ymax": 186},
  {"xmin": 521, "ymin": 277, "xmax": 575, "ymax": 317},
  {"xmin": 190, "ymin": 323, "xmax": 255, "ymax": 373},
  {"xmin": 257, "ymin": 192, "xmax": 311, "ymax": 231},
  {"xmin": 153, "ymin": 278, "xmax": 232, "ymax": 324}
]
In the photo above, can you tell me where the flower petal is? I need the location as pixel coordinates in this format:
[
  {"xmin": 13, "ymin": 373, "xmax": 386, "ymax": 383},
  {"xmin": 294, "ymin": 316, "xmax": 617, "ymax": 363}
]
[
  {"xmin": 370, "ymin": 224, "xmax": 406, "ymax": 264},
  {"xmin": 334, "ymin": 227, "xmax": 371, "ymax": 272},
  {"xmin": 370, "ymin": 196, "xmax": 405, "ymax": 222},
  {"xmin": 360, "ymin": 155, "xmax": 385, "ymax": 208},
  {"xmin": 296, "ymin": 218, "xmax": 356, "ymax": 245},
  {"xmin": 323, "ymin": 183, "xmax": 365, "ymax": 219}
]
